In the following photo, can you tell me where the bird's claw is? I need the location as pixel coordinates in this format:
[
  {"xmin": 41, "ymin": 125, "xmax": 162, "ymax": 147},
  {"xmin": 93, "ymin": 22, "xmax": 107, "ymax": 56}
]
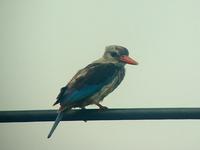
[
  {"xmin": 99, "ymin": 106, "xmax": 108, "ymax": 110},
  {"xmin": 95, "ymin": 103, "xmax": 108, "ymax": 110}
]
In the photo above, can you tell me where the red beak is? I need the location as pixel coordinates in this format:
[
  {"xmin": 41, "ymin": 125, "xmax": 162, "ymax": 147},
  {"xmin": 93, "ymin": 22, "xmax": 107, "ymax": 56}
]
[{"xmin": 119, "ymin": 55, "xmax": 138, "ymax": 65}]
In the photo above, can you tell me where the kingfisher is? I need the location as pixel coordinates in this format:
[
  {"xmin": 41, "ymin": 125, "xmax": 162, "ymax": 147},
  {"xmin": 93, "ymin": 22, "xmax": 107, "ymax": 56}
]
[{"xmin": 47, "ymin": 45, "xmax": 138, "ymax": 138}]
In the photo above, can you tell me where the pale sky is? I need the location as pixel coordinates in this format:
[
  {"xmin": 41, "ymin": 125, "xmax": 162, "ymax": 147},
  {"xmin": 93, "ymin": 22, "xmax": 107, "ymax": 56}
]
[{"xmin": 1, "ymin": 0, "xmax": 200, "ymax": 150}]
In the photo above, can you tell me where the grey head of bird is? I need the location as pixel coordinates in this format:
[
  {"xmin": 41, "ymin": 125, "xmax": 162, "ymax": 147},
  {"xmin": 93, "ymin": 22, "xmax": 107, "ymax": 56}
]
[{"xmin": 102, "ymin": 45, "xmax": 138, "ymax": 66}]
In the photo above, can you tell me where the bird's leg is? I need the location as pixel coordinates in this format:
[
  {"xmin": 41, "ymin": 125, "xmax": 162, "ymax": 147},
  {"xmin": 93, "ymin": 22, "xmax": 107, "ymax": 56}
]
[
  {"xmin": 95, "ymin": 103, "xmax": 108, "ymax": 110},
  {"xmin": 80, "ymin": 106, "xmax": 87, "ymax": 122},
  {"xmin": 81, "ymin": 106, "xmax": 86, "ymax": 110}
]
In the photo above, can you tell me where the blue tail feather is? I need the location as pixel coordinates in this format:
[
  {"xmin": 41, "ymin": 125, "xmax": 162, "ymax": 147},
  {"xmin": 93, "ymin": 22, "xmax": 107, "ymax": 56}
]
[{"xmin": 47, "ymin": 111, "xmax": 63, "ymax": 138}]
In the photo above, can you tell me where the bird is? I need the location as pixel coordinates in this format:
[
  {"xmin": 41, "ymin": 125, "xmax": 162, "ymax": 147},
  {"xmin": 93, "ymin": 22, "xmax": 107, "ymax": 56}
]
[{"xmin": 47, "ymin": 45, "xmax": 138, "ymax": 138}]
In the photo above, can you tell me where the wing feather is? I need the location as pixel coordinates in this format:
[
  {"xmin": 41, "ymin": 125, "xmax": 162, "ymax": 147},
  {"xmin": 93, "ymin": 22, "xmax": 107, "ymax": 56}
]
[{"xmin": 54, "ymin": 63, "xmax": 119, "ymax": 106}]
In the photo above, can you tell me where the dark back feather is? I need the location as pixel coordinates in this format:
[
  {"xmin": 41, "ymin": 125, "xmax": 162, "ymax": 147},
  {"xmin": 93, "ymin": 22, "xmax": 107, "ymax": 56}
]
[{"xmin": 53, "ymin": 63, "xmax": 123, "ymax": 106}]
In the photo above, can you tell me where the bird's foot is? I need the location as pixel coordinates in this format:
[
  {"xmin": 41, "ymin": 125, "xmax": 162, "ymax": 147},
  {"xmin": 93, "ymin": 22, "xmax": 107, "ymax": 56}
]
[
  {"xmin": 81, "ymin": 107, "xmax": 86, "ymax": 110},
  {"xmin": 95, "ymin": 103, "xmax": 108, "ymax": 110},
  {"xmin": 99, "ymin": 106, "xmax": 108, "ymax": 110},
  {"xmin": 80, "ymin": 107, "xmax": 87, "ymax": 122}
]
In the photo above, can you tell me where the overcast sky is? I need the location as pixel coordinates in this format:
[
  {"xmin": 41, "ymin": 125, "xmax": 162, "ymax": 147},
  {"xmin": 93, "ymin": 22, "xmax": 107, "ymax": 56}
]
[{"xmin": 1, "ymin": 0, "xmax": 200, "ymax": 150}]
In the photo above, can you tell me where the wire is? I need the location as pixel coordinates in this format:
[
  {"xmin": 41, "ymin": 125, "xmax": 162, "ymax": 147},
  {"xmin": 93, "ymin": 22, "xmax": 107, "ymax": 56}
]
[{"xmin": 1, "ymin": 108, "xmax": 200, "ymax": 123}]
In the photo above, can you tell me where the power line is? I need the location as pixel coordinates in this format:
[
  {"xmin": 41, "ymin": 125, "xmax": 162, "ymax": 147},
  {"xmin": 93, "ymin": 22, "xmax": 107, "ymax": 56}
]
[{"xmin": 0, "ymin": 108, "xmax": 200, "ymax": 123}]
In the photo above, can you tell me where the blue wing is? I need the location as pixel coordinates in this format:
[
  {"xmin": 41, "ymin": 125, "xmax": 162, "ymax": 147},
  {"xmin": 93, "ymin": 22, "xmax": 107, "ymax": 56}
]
[
  {"xmin": 54, "ymin": 63, "xmax": 119, "ymax": 107},
  {"xmin": 61, "ymin": 84, "xmax": 103, "ymax": 103}
]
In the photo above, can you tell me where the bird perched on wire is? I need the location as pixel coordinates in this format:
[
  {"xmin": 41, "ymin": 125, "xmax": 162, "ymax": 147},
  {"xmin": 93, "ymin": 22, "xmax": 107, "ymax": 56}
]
[{"xmin": 47, "ymin": 45, "xmax": 138, "ymax": 138}]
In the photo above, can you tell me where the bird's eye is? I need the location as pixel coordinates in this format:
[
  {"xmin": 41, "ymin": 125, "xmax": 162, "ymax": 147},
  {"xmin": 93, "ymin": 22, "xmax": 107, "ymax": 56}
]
[{"xmin": 110, "ymin": 52, "xmax": 118, "ymax": 57}]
